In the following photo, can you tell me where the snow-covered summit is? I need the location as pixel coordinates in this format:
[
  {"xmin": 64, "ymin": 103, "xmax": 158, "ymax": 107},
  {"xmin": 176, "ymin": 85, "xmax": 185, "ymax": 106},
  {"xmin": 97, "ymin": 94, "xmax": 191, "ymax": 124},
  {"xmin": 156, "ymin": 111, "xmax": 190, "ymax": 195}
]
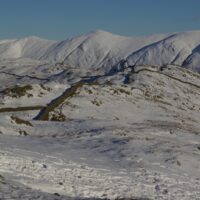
[
  {"xmin": 1, "ymin": 30, "xmax": 200, "ymax": 72},
  {"xmin": 37, "ymin": 29, "xmax": 169, "ymax": 73}
]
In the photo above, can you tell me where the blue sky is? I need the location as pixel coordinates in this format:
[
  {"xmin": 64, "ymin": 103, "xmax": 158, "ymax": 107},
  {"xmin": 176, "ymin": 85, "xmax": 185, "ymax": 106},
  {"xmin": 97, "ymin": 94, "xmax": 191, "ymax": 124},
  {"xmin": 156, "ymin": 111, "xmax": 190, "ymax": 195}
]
[{"xmin": 0, "ymin": 0, "xmax": 200, "ymax": 40}]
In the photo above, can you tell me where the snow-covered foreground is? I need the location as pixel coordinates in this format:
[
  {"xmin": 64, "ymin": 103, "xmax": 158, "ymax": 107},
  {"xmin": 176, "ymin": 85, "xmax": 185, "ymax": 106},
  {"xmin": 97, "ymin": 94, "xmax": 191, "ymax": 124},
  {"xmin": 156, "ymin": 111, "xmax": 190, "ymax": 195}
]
[
  {"xmin": 0, "ymin": 124, "xmax": 200, "ymax": 200},
  {"xmin": 0, "ymin": 63, "xmax": 199, "ymax": 199},
  {"xmin": 1, "ymin": 117, "xmax": 200, "ymax": 200}
]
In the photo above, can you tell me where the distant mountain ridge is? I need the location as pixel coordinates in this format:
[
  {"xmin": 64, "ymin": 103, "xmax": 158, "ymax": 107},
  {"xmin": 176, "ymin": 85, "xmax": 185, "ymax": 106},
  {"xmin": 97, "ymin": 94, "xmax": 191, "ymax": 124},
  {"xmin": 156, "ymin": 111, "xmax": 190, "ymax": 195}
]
[{"xmin": 1, "ymin": 30, "xmax": 200, "ymax": 72}]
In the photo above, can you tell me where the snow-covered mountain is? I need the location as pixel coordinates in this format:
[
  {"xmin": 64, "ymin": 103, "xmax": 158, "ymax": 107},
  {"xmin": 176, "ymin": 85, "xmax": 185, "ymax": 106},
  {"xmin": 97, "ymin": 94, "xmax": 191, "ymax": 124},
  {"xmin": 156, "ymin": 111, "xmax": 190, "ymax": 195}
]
[
  {"xmin": 1, "ymin": 30, "xmax": 200, "ymax": 199},
  {"xmin": 41, "ymin": 30, "xmax": 168, "ymax": 71},
  {"xmin": 1, "ymin": 30, "xmax": 200, "ymax": 73},
  {"xmin": 127, "ymin": 31, "xmax": 200, "ymax": 70},
  {"xmin": 0, "ymin": 36, "xmax": 55, "ymax": 60}
]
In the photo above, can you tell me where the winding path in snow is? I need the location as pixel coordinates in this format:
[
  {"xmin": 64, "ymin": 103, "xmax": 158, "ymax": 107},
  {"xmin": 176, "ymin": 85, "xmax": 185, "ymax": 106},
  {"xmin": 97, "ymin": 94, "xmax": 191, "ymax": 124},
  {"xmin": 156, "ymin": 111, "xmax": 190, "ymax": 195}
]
[
  {"xmin": 0, "ymin": 106, "xmax": 44, "ymax": 113},
  {"xmin": 1, "ymin": 65, "xmax": 200, "ymax": 121},
  {"xmin": 34, "ymin": 81, "xmax": 84, "ymax": 121}
]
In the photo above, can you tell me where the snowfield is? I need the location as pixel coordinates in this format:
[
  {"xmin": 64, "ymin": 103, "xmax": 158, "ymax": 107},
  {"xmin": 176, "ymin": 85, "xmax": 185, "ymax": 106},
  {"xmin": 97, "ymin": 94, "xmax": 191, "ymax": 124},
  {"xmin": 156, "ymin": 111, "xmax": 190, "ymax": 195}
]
[{"xmin": 0, "ymin": 30, "xmax": 200, "ymax": 199}]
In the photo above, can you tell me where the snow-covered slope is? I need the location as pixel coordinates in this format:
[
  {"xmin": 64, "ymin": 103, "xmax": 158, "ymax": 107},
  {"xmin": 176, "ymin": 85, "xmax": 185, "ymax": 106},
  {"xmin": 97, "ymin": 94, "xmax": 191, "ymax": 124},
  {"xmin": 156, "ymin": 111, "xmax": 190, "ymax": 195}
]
[
  {"xmin": 0, "ymin": 64, "xmax": 200, "ymax": 199},
  {"xmin": 1, "ymin": 30, "xmax": 200, "ymax": 73},
  {"xmin": 127, "ymin": 31, "xmax": 200, "ymax": 68},
  {"xmin": 0, "ymin": 37, "xmax": 56, "ymax": 60},
  {"xmin": 182, "ymin": 43, "xmax": 200, "ymax": 72},
  {"xmin": 42, "ymin": 30, "xmax": 168, "ymax": 72}
]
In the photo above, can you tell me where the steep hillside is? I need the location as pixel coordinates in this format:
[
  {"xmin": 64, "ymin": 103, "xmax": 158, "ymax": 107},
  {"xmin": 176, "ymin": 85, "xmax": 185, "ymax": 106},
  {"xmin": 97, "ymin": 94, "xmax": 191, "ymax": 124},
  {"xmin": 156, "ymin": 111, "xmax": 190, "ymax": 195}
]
[{"xmin": 127, "ymin": 31, "xmax": 200, "ymax": 68}]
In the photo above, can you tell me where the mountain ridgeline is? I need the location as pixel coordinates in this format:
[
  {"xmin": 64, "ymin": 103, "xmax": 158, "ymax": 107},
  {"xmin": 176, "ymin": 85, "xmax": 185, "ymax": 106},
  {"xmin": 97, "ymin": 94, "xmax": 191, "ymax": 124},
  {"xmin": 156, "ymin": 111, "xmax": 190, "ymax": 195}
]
[{"xmin": 1, "ymin": 30, "xmax": 200, "ymax": 73}]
